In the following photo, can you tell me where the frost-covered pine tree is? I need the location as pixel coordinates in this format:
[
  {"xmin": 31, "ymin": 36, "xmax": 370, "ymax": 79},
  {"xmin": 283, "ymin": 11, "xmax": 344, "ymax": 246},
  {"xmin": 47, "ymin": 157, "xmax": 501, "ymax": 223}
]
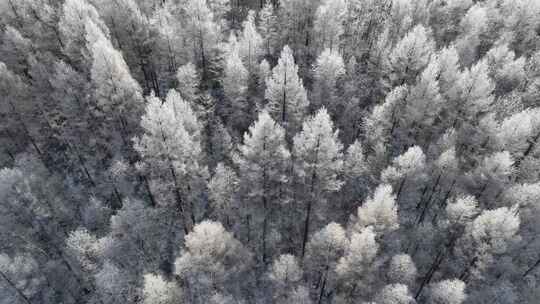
[
  {"xmin": 183, "ymin": 0, "xmax": 219, "ymax": 82},
  {"xmin": 208, "ymin": 163, "xmax": 240, "ymax": 228},
  {"xmin": 265, "ymin": 45, "xmax": 309, "ymax": 137},
  {"xmin": 133, "ymin": 90, "xmax": 208, "ymax": 273},
  {"xmin": 176, "ymin": 62, "xmax": 200, "ymax": 105},
  {"xmin": 312, "ymin": 48, "xmax": 346, "ymax": 115},
  {"xmin": 86, "ymin": 19, "xmax": 144, "ymax": 150},
  {"xmin": 223, "ymin": 47, "xmax": 249, "ymax": 129},
  {"xmin": 336, "ymin": 226, "xmax": 380, "ymax": 301},
  {"xmin": 305, "ymin": 222, "xmax": 348, "ymax": 303},
  {"xmin": 313, "ymin": 0, "xmax": 347, "ymax": 51},
  {"xmin": 238, "ymin": 10, "xmax": 263, "ymax": 73},
  {"xmin": 59, "ymin": 0, "xmax": 109, "ymax": 73},
  {"xmin": 234, "ymin": 111, "xmax": 290, "ymax": 265},
  {"xmin": 174, "ymin": 220, "xmax": 253, "ymax": 302},
  {"xmin": 294, "ymin": 108, "xmax": 343, "ymax": 256},
  {"xmin": 353, "ymin": 184, "xmax": 399, "ymax": 235},
  {"xmin": 388, "ymin": 25, "xmax": 435, "ymax": 86},
  {"xmin": 268, "ymin": 254, "xmax": 306, "ymax": 302},
  {"xmin": 258, "ymin": 1, "xmax": 279, "ymax": 58}
]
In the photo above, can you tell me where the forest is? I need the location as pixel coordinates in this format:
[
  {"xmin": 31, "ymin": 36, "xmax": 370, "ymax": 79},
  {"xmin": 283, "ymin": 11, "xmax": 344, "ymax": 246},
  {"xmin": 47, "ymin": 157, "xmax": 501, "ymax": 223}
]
[{"xmin": 0, "ymin": 0, "xmax": 539, "ymax": 303}]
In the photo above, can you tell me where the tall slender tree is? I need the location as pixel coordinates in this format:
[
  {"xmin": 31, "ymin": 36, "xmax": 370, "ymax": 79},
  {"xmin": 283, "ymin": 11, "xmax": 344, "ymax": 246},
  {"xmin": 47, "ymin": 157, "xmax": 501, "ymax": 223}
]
[
  {"xmin": 265, "ymin": 45, "xmax": 309, "ymax": 137},
  {"xmin": 294, "ymin": 108, "xmax": 343, "ymax": 257},
  {"xmin": 234, "ymin": 111, "xmax": 290, "ymax": 265}
]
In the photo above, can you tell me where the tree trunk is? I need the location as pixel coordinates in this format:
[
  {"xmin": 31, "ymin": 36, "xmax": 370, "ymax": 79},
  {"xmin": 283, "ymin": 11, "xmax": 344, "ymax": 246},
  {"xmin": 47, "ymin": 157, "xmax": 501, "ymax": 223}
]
[
  {"xmin": 415, "ymin": 249, "xmax": 445, "ymax": 299},
  {"xmin": 262, "ymin": 197, "xmax": 268, "ymax": 266},
  {"xmin": 0, "ymin": 270, "xmax": 32, "ymax": 304},
  {"xmin": 141, "ymin": 174, "xmax": 157, "ymax": 207},
  {"xmin": 318, "ymin": 265, "xmax": 329, "ymax": 304},
  {"xmin": 523, "ymin": 257, "xmax": 540, "ymax": 277},
  {"xmin": 301, "ymin": 200, "xmax": 313, "ymax": 258},
  {"xmin": 396, "ymin": 176, "xmax": 407, "ymax": 202}
]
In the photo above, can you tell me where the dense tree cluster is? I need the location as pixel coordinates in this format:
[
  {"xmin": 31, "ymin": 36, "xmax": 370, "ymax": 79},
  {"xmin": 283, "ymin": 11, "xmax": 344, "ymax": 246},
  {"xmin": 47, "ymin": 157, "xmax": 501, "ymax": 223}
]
[{"xmin": 1, "ymin": 0, "xmax": 540, "ymax": 303}]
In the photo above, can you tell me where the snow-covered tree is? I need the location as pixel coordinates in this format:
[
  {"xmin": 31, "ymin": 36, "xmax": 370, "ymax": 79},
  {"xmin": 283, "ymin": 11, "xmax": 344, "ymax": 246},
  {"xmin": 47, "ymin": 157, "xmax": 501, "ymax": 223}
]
[
  {"xmin": 183, "ymin": 0, "xmax": 219, "ymax": 82},
  {"xmin": 336, "ymin": 226, "xmax": 380, "ymax": 301},
  {"xmin": 208, "ymin": 163, "xmax": 239, "ymax": 228},
  {"xmin": 265, "ymin": 45, "xmax": 309, "ymax": 136},
  {"xmin": 223, "ymin": 47, "xmax": 249, "ymax": 129},
  {"xmin": 176, "ymin": 62, "xmax": 200, "ymax": 105},
  {"xmin": 388, "ymin": 25, "xmax": 435, "ymax": 85},
  {"xmin": 456, "ymin": 206, "xmax": 520, "ymax": 282},
  {"xmin": 312, "ymin": 48, "xmax": 346, "ymax": 115},
  {"xmin": 174, "ymin": 220, "xmax": 252, "ymax": 301},
  {"xmin": 294, "ymin": 108, "xmax": 344, "ymax": 256},
  {"xmin": 142, "ymin": 273, "xmax": 182, "ymax": 304},
  {"xmin": 87, "ymin": 19, "xmax": 144, "ymax": 149},
  {"xmin": 305, "ymin": 222, "xmax": 348, "ymax": 303},
  {"xmin": 133, "ymin": 90, "xmax": 208, "ymax": 274},
  {"xmin": 238, "ymin": 10, "xmax": 263, "ymax": 73},
  {"xmin": 353, "ymin": 184, "xmax": 399, "ymax": 235},
  {"xmin": 455, "ymin": 4, "xmax": 489, "ymax": 67},
  {"xmin": 59, "ymin": 0, "xmax": 109, "ymax": 73},
  {"xmin": 387, "ymin": 254, "xmax": 417, "ymax": 286},
  {"xmin": 381, "ymin": 146, "xmax": 427, "ymax": 208},
  {"xmin": 313, "ymin": 0, "xmax": 347, "ymax": 51},
  {"xmin": 425, "ymin": 279, "xmax": 467, "ymax": 304},
  {"xmin": 258, "ymin": 1, "xmax": 279, "ymax": 57},
  {"xmin": 269, "ymin": 253, "xmax": 304, "ymax": 301},
  {"xmin": 234, "ymin": 111, "xmax": 290, "ymax": 264},
  {"xmin": 375, "ymin": 283, "xmax": 416, "ymax": 304},
  {"xmin": 342, "ymin": 140, "xmax": 370, "ymax": 209}
]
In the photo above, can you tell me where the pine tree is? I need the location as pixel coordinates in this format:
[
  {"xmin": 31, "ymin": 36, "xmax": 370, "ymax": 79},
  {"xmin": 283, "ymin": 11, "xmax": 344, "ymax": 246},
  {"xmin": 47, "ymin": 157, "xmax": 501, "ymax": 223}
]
[
  {"xmin": 86, "ymin": 19, "xmax": 144, "ymax": 150},
  {"xmin": 305, "ymin": 222, "xmax": 348, "ymax": 303},
  {"xmin": 313, "ymin": 0, "xmax": 347, "ymax": 51},
  {"xmin": 59, "ymin": 0, "xmax": 109, "ymax": 73},
  {"xmin": 238, "ymin": 10, "xmax": 263, "ymax": 73},
  {"xmin": 353, "ymin": 184, "xmax": 399, "ymax": 235},
  {"xmin": 184, "ymin": 0, "xmax": 219, "ymax": 83},
  {"xmin": 388, "ymin": 25, "xmax": 435, "ymax": 86},
  {"xmin": 387, "ymin": 254, "xmax": 417, "ymax": 286},
  {"xmin": 0, "ymin": 253, "xmax": 48, "ymax": 304},
  {"xmin": 258, "ymin": 1, "xmax": 279, "ymax": 57},
  {"xmin": 381, "ymin": 146, "xmax": 427, "ymax": 209},
  {"xmin": 293, "ymin": 108, "xmax": 344, "ymax": 257},
  {"xmin": 133, "ymin": 90, "xmax": 208, "ymax": 273},
  {"xmin": 222, "ymin": 47, "xmax": 249, "ymax": 129},
  {"xmin": 375, "ymin": 283, "xmax": 416, "ymax": 304},
  {"xmin": 234, "ymin": 111, "xmax": 290, "ymax": 265},
  {"xmin": 399, "ymin": 54, "xmax": 443, "ymax": 148},
  {"xmin": 342, "ymin": 140, "xmax": 370, "ymax": 210},
  {"xmin": 90, "ymin": 0, "xmax": 161, "ymax": 94},
  {"xmin": 364, "ymin": 86, "xmax": 408, "ymax": 157},
  {"xmin": 174, "ymin": 220, "xmax": 253, "ymax": 302},
  {"xmin": 265, "ymin": 45, "xmax": 309, "ymax": 136},
  {"xmin": 208, "ymin": 163, "xmax": 240, "ymax": 228},
  {"xmin": 456, "ymin": 206, "xmax": 520, "ymax": 283},
  {"xmin": 269, "ymin": 254, "xmax": 305, "ymax": 302},
  {"xmin": 484, "ymin": 43, "xmax": 526, "ymax": 96},
  {"xmin": 142, "ymin": 273, "xmax": 183, "ymax": 304},
  {"xmin": 336, "ymin": 226, "xmax": 380, "ymax": 300},
  {"xmin": 312, "ymin": 48, "xmax": 346, "ymax": 115},
  {"xmin": 207, "ymin": 0, "xmax": 230, "ymax": 36},
  {"xmin": 425, "ymin": 279, "xmax": 467, "ymax": 304},
  {"xmin": 455, "ymin": 4, "xmax": 489, "ymax": 67},
  {"xmin": 176, "ymin": 62, "xmax": 200, "ymax": 105}
]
